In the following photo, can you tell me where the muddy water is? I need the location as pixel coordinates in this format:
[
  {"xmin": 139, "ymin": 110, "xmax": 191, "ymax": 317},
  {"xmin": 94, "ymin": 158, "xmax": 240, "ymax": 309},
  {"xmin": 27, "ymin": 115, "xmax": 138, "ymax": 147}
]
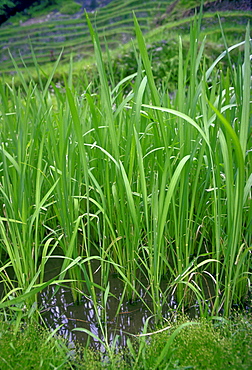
[
  {"xmin": 39, "ymin": 256, "xmax": 177, "ymax": 348},
  {"xmin": 40, "ymin": 281, "xmax": 154, "ymax": 348},
  {"xmin": 1, "ymin": 254, "xmax": 216, "ymax": 348}
]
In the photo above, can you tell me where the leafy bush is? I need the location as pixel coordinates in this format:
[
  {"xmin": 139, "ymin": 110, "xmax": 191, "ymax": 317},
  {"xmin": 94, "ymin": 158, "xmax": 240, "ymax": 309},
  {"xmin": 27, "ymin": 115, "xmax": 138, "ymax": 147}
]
[
  {"xmin": 60, "ymin": 1, "xmax": 81, "ymax": 15},
  {"xmin": 108, "ymin": 38, "xmax": 180, "ymax": 89}
]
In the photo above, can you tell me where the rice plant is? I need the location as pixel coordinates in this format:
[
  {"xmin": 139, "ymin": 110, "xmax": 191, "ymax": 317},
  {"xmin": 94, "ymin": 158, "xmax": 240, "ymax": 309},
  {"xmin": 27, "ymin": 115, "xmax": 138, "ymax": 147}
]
[{"xmin": 0, "ymin": 9, "xmax": 251, "ymax": 343}]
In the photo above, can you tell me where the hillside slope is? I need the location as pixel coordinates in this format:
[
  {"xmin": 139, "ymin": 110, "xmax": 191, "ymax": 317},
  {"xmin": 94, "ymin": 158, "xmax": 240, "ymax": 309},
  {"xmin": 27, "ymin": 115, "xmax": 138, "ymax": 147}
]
[{"xmin": 0, "ymin": 0, "xmax": 251, "ymax": 78}]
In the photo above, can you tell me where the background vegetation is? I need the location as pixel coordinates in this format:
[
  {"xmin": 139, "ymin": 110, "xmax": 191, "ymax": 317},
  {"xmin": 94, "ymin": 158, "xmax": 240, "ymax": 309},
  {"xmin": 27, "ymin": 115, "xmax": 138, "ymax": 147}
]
[
  {"xmin": 0, "ymin": 0, "xmax": 251, "ymax": 85},
  {"xmin": 0, "ymin": 0, "xmax": 60, "ymax": 24}
]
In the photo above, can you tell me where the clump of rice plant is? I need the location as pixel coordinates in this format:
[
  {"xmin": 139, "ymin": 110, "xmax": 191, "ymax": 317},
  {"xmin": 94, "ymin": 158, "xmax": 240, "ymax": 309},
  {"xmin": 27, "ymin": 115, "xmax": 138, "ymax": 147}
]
[{"xmin": 0, "ymin": 7, "xmax": 251, "ymax": 348}]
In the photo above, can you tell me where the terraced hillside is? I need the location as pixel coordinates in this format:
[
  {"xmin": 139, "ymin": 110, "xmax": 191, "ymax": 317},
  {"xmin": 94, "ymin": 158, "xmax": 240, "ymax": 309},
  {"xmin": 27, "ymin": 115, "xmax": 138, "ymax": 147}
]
[{"xmin": 0, "ymin": 0, "xmax": 251, "ymax": 76}]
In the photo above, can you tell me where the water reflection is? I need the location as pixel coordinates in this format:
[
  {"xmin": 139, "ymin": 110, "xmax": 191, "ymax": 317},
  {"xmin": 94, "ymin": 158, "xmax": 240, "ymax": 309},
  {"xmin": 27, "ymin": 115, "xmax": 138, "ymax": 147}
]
[
  {"xmin": 40, "ymin": 280, "xmax": 156, "ymax": 348},
  {"xmin": 38, "ymin": 255, "xmax": 181, "ymax": 348}
]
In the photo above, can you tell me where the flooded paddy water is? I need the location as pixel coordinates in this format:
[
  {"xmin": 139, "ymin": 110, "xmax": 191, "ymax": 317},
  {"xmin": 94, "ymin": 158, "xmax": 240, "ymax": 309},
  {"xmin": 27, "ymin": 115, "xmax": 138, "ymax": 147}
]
[
  {"xmin": 39, "ymin": 254, "xmax": 251, "ymax": 349},
  {"xmin": 1, "ymin": 251, "xmax": 250, "ymax": 350},
  {"xmin": 39, "ymin": 254, "xmax": 178, "ymax": 348}
]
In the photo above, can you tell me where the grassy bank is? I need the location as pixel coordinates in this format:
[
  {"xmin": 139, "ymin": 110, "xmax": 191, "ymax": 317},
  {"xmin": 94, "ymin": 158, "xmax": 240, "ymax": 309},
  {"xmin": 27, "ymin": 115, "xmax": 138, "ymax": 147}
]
[
  {"xmin": 0, "ymin": 313, "xmax": 251, "ymax": 369},
  {"xmin": 0, "ymin": 8, "xmax": 251, "ymax": 368}
]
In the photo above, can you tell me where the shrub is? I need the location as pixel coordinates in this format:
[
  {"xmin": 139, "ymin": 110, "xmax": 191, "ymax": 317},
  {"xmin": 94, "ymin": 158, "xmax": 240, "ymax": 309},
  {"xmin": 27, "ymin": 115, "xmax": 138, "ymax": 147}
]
[{"xmin": 60, "ymin": 1, "xmax": 81, "ymax": 15}]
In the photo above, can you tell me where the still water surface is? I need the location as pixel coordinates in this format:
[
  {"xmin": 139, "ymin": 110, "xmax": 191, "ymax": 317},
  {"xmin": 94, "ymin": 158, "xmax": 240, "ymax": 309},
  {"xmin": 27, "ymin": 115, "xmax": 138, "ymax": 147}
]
[{"xmin": 39, "ymin": 255, "xmax": 178, "ymax": 348}]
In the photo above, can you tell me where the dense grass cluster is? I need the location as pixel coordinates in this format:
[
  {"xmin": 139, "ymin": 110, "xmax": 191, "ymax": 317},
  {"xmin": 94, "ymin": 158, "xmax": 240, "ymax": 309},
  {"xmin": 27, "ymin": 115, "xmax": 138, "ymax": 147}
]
[
  {"xmin": 0, "ymin": 9, "xmax": 251, "ymax": 366},
  {"xmin": 1, "ymin": 314, "xmax": 251, "ymax": 369}
]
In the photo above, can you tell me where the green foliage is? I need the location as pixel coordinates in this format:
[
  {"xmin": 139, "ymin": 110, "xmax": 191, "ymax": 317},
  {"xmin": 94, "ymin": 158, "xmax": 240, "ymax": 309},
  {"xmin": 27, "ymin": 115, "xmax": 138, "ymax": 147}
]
[
  {"xmin": 1, "ymin": 315, "xmax": 251, "ymax": 369},
  {"xmin": 170, "ymin": 317, "xmax": 252, "ymax": 369},
  {"xmin": 0, "ymin": 10, "xmax": 250, "ymax": 358},
  {"xmin": 0, "ymin": 0, "xmax": 59, "ymax": 21},
  {"xmin": 0, "ymin": 1, "xmax": 16, "ymax": 16},
  {"xmin": 0, "ymin": 321, "xmax": 75, "ymax": 369},
  {"xmin": 129, "ymin": 314, "xmax": 252, "ymax": 370},
  {"xmin": 108, "ymin": 38, "xmax": 181, "ymax": 89},
  {"xmin": 26, "ymin": 0, "xmax": 60, "ymax": 17},
  {"xmin": 0, "ymin": 320, "xmax": 123, "ymax": 369},
  {"xmin": 0, "ymin": 0, "xmax": 250, "ymax": 78},
  {"xmin": 60, "ymin": 1, "xmax": 81, "ymax": 15}
]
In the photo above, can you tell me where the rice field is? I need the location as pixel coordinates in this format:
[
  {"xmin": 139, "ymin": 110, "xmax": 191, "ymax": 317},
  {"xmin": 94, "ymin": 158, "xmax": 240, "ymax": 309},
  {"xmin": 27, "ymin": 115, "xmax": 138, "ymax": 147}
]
[
  {"xmin": 0, "ymin": 0, "xmax": 251, "ymax": 76},
  {"xmin": 0, "ymin": 8, "xmax": 251, "ymax": 357}
]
